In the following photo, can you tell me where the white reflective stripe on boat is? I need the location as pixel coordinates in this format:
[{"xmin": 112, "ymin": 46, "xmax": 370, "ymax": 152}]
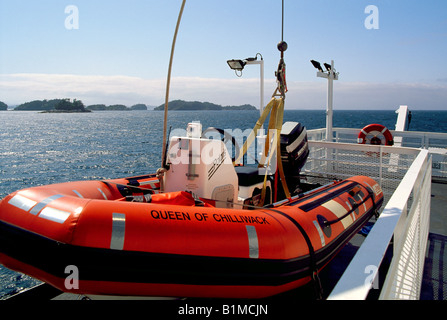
[
  {"xmin": 29, "ymin": 195, "xmax": 64, "ymax": 215},
  {"xmin": 354, "ymin": 193, "xmax": 367, "ymax": 212},
  {"xmin": 110, "ymin": 213, "xmax": 125, "ymax": 250},
  {"xmin": 313, "ymin": 220, "xmax": 326, "ymax": 247},
  {"xmin": 97, "ymin": 188, "xmax": 108, "ymax": 200},
  {"xmin": 321, "ymin": 200, "xmax": 352, "ymax": 229},
  {"xmin": 39, "ymin": 207, "xmax": 71, "ymax": 224},
  {"xmin": 246, "ymin": 225, "xmax": 259, "ymax": 259},
  {"xmin": 139, "ymin": 179, "xmax": 159, "ymax": 187},
  {"xmin": 72, "ymin": 190, "xmax": 84, "ymax": 198},
  {"xmin": 363, "ymin": 180, "xmax": 383, "ymax": 198},
  {"xmin": 8, "ymin": 194, "xmax": 37, "ymax": 212},
  {"xmin": 345, "ymin": 201, "xmax": 356, "ymax": 221}
]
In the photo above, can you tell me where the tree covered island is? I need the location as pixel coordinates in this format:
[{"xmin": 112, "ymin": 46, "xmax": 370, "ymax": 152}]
[
  {"xmin": 7, "ymin": 99, "xmax": 256, "ymax": 112},
  {"xmin": 13, "ymin": 99, "xmax": 90, "ymax": 112},
  {"xmin": 153, "ymin": 100, "xmax": 257, "ymax": 111},
  {"xmin": 0, "ymin": 101, "xmax": 7, "ymax": 110},
  {"xmin": 47, "ymin": 99, "xmax": 91, "ymax": 113},
  {"xmin": 87, "ymin": 103, "xmax": 147, "ymax": 111},
  {"xmin": 12, "ymin": 99, "xmax": 148, "ymax": 112}
]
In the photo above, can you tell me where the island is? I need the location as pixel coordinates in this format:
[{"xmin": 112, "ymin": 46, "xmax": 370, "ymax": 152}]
[
  {"xmin": 10, "ymin": 99, "xmax": 256, "ymax": 112},
  {"xmin": 42, "ymin": 99, "xmax": 91, "ymax": 113},
  {"xmin": 129, "ymin": 104, "xmax": 148, "ymax": 110},
  {"xmin": 153, "ymin": 100, "xmax": 257, "ymax": 111},
  {"xmin": 87, "ymin": 104, "xmax": 127, "ymax": 111},
  {"xmin": 0, "ymin": 101, "xmax": 7, "ymax": 111},
  {"xmin": 86, "ymin": 104, "xmax": 148, "ymax": 111},
  {"xmin": 14, "ymin": 99, "xmax": 90, "ymax": 112},
  {"xmin": 13, "ymin": 99, "xmax": 149, "ymax": 112}
]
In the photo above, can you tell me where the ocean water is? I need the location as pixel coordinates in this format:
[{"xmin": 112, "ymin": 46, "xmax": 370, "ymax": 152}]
[{"xmin": 0, "ymin": 109, "xmax": 446, "ymax": 298}]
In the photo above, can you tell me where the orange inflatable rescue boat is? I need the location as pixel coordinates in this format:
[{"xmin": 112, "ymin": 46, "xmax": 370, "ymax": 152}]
[{"xmin": 0, "ymin": 122, "xmax": 384, "ymax": 298}]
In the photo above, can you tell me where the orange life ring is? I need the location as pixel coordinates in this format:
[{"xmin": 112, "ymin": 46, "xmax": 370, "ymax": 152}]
[{"xmin": 357, "ymin": 124, "xmax": 394, "ymax": 146}]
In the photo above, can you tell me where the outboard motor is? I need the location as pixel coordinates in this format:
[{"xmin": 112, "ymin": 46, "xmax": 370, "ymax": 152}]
[{"xmin": 280, "ymin": 121, "xmax": 309, "ymax": 177}]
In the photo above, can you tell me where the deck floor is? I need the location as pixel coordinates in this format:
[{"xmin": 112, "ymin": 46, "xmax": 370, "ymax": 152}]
[
  {"xmin": 421, "ymin": 233, "xmax": 447, "ymax": 300},
  {"xmin": 420, "ymin": 181, "xmax": 447, "ymax": 300}
]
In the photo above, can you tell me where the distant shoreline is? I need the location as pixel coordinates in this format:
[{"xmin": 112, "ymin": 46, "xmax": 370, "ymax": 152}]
[
  {"xmin": 5, "ymin": 99, "xmax": 257, "ymax": 112},
  {"xmin": 153, "ymin": 100, "xmax": 257, "ymax": 111}
]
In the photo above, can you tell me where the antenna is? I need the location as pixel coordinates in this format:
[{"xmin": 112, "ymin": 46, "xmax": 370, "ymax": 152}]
[
  {"xmin": 161, "ymin": 0, "xmax": 186, "ymax": 170},
  {"xmin": 281, "ymin": 0, "xmax": 284, "ymax": 43}
]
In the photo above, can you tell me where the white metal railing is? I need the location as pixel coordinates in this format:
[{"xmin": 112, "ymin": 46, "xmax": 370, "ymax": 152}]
[
  {"xmin": 308, "ymin": 127, "xmax": 447, "ymax": 147},
  {"xmin": 324, "ymin": 148, "xmax": 431, "ymax": 300},
  {"xmin": 302, "ymin": 141, "xmax": 420, "ymax": 204},
  {"xmin": 379, "ymin": 152, "xmax": 431, "ymax": 299},
  {"xmin": 307, "ymin": 127, "xmax": 447, "ymax": 179}
]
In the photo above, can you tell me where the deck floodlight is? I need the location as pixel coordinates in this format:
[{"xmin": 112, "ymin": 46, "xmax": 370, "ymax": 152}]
[
  {"xmin": 310, "ymin": 60, "xmax": 323, "ymax": 72},
  {"xmin": 312, "ymin": 59, "xmax": 338, "ymax": 143},
  {"xmin": 227, "ymin": 59, "xmax": 246, "ymax": 71},
  {"xmin": 227, "ymin": 53, "xmax": 264, "ymax": 134}
]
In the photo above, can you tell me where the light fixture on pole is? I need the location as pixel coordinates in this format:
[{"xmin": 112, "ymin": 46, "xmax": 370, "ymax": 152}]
[
  {"xmin": 227, "ymin": 54, "xmax": 265, "ymax": 164},
  {"xmin": 310, "ymin": 59, "xmax": 339, "ymax": 142},
  {"xmin": 310, "ymin": 60, "xmax": 323, "ymax": 72},
  {"xmin": 227, "ymin": 59, "xmax": 246, "ymax": 73},
  {"xmin": 227, "ymin": 53, "xmax": 265, "ymax": 127}
]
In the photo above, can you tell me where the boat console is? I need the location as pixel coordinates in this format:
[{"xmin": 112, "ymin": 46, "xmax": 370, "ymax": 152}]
[
  {"xmin": 164, "ymin": 122, "xmax": 238, "ymax": 208},
  {"xmin": 164, "ymin": 122, "xmax": 309, "ymax": 208}
]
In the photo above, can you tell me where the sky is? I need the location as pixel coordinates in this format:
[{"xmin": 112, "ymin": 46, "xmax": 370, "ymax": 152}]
[{"xmin": 1, "ymin": 0, "xmax": 447, "ymax": 110}]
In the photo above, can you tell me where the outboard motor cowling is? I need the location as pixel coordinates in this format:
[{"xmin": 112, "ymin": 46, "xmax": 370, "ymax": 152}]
[{"xmin": 280, "ymin": 121, "xmax": 309, "ymax": 177}]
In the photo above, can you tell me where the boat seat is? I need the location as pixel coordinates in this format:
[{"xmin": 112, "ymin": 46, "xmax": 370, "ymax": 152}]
[{"xmin": 235, "ymin": 166, "xmax": 269, "ymax": 186}]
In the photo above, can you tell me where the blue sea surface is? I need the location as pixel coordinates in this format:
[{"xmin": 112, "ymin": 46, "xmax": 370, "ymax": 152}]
[{"xmin": 0, "ymin": 109, "xmax": 446, "ymax": 298}]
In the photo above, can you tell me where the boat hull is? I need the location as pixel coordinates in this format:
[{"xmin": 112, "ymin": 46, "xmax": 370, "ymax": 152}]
[{"xmin": 0, "ymin": 174, "xmax": 383, "ymax": 298}]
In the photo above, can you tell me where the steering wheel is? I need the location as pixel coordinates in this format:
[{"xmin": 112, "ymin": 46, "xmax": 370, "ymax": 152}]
[{"xmin": 201, "ymin": 127, "xmax": 240, "ymax": 163}]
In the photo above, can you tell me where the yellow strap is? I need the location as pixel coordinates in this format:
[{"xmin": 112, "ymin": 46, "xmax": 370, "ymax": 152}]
[
  {"xmin": 275, "ymin": 98, "xmax": 291, "ymax": 199},
  {"xmin": 233, "ymin": 96, "xmax": 291, "ymax": 204},
  {"xmin": 258, "ymin": 100, "xmax": 278, "ymax": 168},
  {"xmin": 233, "ymin": 98, "xmax": 277, "ymax": 165},
  {"xmin": 258, "ymin": 102, "xmax": 279, "ymax": 206},
  {"xmin": 260, "ymin": 98, "xmax": 291, "ymax": 203}
]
